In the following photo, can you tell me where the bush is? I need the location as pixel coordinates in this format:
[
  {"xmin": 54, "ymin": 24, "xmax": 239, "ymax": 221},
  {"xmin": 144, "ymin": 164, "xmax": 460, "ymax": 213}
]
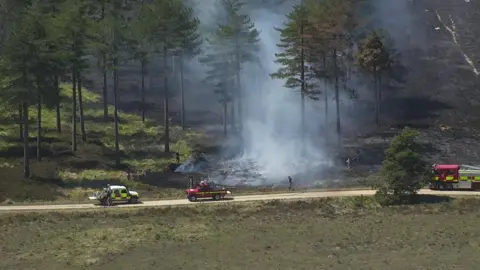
[{"xmin": 375, "ymin": 127, "xmax": 429, "ymax": 205}]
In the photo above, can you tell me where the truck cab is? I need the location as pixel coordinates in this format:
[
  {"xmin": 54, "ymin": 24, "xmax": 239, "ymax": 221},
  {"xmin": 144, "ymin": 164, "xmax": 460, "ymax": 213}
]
[{"xmin": 431, "ymin": 164, "xmax": 459, "ymax": 190}]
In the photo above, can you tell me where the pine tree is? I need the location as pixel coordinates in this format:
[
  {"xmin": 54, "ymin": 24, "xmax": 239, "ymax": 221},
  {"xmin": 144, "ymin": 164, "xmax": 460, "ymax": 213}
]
[
  {"xmin": 0, "ymin": 0, "xmax": 54, "ymax": 176},
  {"xmin": 200, "ymin": 30, "xmax": 236, "ymax": 137},
  {"xmin": 305, "ymin": 0, "xmax": 356, "ymax": 145},
  {"xmin": 51, "ymin": 0, "xmax": 91, "ymax": 150},
  {"xmin": 217, "ymin": 0, "xmax": 259, "ymax": 133},
  {"xmin": 356, "ymin": 30, "xmax": 392, "ymax": 126},
  {"xmin": 140, "ymin": 0, "xmax": 201, "ymax": 153},
  {"xmin": 271, "ymin": 3, "xmax": 317, "ymax": 154},
  {"xmin": 127, "ymin": 1, "xmax": 153, "ymax": 123},
  {"xmin": 375, "ymin": 127, "xmax": 429, "ymax": 205}
]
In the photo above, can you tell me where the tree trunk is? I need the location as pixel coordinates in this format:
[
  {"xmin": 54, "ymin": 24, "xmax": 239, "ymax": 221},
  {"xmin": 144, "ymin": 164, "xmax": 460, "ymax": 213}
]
[
  {"xmin": 22, "ymin": 100, "xmax": 30, "ymax": 178},
  {"xmin": 322, "ymin": 54, "xmax": 328, "ymax": 135},
  {"xmin": 230, "ymin": 100, "xmax": 235, "ymax": 131},
  {"xmin": 378, "ymin": 71, "xmax": 382, "ymax": 125},
  {"xmin": 141, "ymin": 59, "xmax": 146, "ymax": 122},
  {"xmin": 36, "ymin": 89, "xmax": 42, "ymax": 162},
  {"xmin": 71, "ymin": 67, "xmax": 77, "ymax": 152},
  {"xmin": 235, "ymin": 36, "xmax": 242, "ymax": 133},
  {"xmin": 163, "ymin": 46, "xmax": 170, "ymax": 153},
  {"xmin": 54, "ymin": 76, "xmax": 61, "ymax": 133},
  {"xmin": 374, "ymin": 69, "xmax": 379, "ymax": 126},
  {"xmin": 223, "ymin": 91, "xmax": 228, "ymax": 137},
  {"xmin": 78, "ymin": 77, "xmax": 86, "ymax": 142},
  {"xmin": 333, "ymin": 49, "xmax": 341, "ymax": 145},
  {"xmin": 102, "ymin": 55, "xmax": 108, "ymax": 120},
  {"xmin": 19, "ymin": 104, "xmax": 23, "ymax": 140},
  {"xmin": 180, "ymin": 52, "xmax": 185, "ymax": 129},
  {"xmin": 113, "ymin": 53, "xmax": 120, "ymax": 167},
  {"xmin": 300, "ymin": 22, "xmax": 306, "ymax": 155}
]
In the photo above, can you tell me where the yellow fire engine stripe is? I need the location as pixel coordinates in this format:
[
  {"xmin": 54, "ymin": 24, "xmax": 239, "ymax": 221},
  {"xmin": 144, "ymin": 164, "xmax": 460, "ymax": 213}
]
[
  {"xmin": 433, "ymin": 176, "xmax": 439, "ymax": 180},
  {"xmin": 459, "ymin": 176, "xmax": 469, "ymax": 181},
  {"xmin": 445, "ymin": 176, "xmax": 454, "ymax": 180},
  {"xmin": 475, "ymin": 176, "xmax": 480, "ymax": 181}
]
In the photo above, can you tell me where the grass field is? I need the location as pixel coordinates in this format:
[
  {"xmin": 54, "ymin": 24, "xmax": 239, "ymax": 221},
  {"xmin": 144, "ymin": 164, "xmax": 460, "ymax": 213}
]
[
  {"xmin": 0, "ymin": 83, "xmax": 206, "ymax": 204},
  {"xmin": 1, "ymin": 196, "xmax": 479, "ymax": 269}
]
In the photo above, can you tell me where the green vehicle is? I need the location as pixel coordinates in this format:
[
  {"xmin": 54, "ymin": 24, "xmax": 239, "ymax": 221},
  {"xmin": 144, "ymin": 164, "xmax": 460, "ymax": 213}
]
[{"xmin": 89, "ymin": 185, "xmax": 140, "ymax": 206}]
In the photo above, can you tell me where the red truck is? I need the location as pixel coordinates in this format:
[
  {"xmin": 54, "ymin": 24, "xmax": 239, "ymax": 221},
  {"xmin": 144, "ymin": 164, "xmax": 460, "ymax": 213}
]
[{"xmin": 186, "ymin": 182, "xmax": 231, "ymax": 202}]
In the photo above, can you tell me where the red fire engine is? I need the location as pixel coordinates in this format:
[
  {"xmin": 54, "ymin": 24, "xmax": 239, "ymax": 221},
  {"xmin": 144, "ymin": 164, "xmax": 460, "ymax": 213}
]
[{"xmin": 430, "ymin": 164, "xmax": 480, "ymax": 190}]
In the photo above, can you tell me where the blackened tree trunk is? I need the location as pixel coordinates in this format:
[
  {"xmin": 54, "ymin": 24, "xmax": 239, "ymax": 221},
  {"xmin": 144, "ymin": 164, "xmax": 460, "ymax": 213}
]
[
  {"xmin": 333, "ymin": 49, "xmax": 341, "ymax": 145},
  {"xmin": 141, "ymin": 59, "xmax": 146, "ymax": 122},
  {"xmin": 102, "ymin": 55, "xmax": 108, "ymax": 120},
  {"xmin": 78, "ymin": 77, "xmax": 86, "ymax": 141},
  {"xmin": 54, "ymin": 76, "xmax": 61, "ymax": 133},
  {"xmin": 22, "ymin": 100, "xmax": 30, "ymax": 178},
  {"xmin": 300, "ymin": 21, "xmax": 306, "ymax": 155},
  {"xmin": 113, "ymin": 52, "xmax": 120, "ymax": 167},
  {"xmin": 180, "ymin": 52, "xmax": 185, "ymax": 129},
  {"xmin": 222, "ymin": 90, "xmax": 228, "ymax": 137},
  {"xmin": 19, "ymin": 104, "xmax": 23, "ymax": 140},
  {"xmin": 163, "ymin": 46, "xmax": 170, "ymax": 153},
  {"xmin": 322, "ymin": 54, "xmax": 328, "ymax": 134},
  {"xmin": 230, "ymin": 100, "xmax": 235, "ymax": 131},
  {"xmin": 372, "ymin": 68, "xmax": 380, "ymax": 126},
  {"xmin": 71, "ymin": 67, "xmax": 77, "ymax": 152},
  {"xmin": 36, "ymin": 88, "xmax": 42, "ymax": 161}
]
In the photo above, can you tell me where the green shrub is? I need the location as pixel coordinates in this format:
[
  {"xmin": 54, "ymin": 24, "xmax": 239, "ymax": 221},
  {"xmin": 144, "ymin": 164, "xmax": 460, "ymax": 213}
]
[{"xmin": 375, "ymin": 127, "xmax": 429, "ymax": 205}]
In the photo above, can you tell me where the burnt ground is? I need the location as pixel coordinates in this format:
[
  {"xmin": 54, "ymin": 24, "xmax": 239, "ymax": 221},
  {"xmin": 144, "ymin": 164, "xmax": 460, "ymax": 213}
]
[{"xmin": 338, "ymin": 0, "xmax": 480, "ymax": 177}]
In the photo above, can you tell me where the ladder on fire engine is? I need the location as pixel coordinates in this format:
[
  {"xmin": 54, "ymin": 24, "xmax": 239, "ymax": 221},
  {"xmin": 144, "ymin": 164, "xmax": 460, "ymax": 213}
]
[{"xmin": 460, "ymin": 165, "xmax": 480, "ymax": 170}]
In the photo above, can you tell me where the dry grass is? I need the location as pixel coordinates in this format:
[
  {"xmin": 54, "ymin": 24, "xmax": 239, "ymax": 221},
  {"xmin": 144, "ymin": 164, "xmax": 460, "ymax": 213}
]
[{"xmin": 1, "ymin": 196, "xmax": 480, "ymax": 269}]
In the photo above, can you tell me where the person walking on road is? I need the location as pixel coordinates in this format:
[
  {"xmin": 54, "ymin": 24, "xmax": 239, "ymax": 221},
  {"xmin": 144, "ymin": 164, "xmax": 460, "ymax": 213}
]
[{"xmin": 288, "ymin": 176, "xmax": 293, "ymax": 191}]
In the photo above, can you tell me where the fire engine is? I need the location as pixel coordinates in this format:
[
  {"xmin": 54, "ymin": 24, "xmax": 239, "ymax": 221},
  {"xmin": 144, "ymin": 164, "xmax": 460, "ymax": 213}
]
[{"xmin": 430, "ymin": 164, "xmax": 480, "ymax": 190}]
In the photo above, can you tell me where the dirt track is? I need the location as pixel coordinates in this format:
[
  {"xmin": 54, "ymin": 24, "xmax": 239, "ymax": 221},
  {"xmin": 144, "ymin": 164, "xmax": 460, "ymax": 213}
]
[{"xmin": 1, "ymin": 189, "xmax": 479, "ymax": 212}]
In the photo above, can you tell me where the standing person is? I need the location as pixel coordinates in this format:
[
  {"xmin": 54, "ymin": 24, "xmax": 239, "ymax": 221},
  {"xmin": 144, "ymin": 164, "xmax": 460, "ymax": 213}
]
[
  {"xmin": 288, "ymin": 176, "xmax": 293, "ymax": 190},
  {"xmin": 106, "ymin": 184, "xmax": 113, "ymax": 206},
  {"xmin": 175, "ymin": 152, "xmax": 180, "ymax": 164},
  {"xmin": 346, "ymin": 158, "xmax": 351, "ymax": 169},
  {"xmin": 188, "ymin": 175, "xmax": 194, "ymax": 188}
]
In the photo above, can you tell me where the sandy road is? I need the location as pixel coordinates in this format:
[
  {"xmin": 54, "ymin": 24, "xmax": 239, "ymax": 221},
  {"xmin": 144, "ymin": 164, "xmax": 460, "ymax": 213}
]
[{"xmin": 1, "ymin": 189, "xmax": 480, "ymax": 212}]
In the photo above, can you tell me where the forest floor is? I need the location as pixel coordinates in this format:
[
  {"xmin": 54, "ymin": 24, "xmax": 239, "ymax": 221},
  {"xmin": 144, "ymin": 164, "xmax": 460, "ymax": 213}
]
[
  {"xmin": 0, "ymin": 84, "xmax": 210, "ymax": 204},
  {"xmin": 1, "ymin": 195, "xmax": 479, "ymax": 269}
]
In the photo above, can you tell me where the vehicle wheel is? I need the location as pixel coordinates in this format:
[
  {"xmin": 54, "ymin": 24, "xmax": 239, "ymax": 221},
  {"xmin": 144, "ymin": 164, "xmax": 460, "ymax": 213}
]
[
  {"xmin": 447, "ymin": 183, "xmax": 454, "ymax": 190},
  {"xmin": 188, "ymin": 195, "xmax": 197, "ymax": 202},
  {"xmin": 213, "ymin": 194, "xmax": 220, "ymax": 200},
  {"xmin": 129, "ymin": 197, "xmax": 138, "ymax": 204}
]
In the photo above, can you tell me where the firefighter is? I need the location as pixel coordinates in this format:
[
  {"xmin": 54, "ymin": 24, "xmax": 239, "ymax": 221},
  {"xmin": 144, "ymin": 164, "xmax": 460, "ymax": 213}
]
[
  {"xmin": 188, "ymin": 175, "xmax": 194, "ymax": 188},
  {"xmin": 105, "ymin": 184, "xmax": 113, "ymax": 206},
  {"xmin": 288, "ymin": 176, "xmax": 293, "ymax": 190}
]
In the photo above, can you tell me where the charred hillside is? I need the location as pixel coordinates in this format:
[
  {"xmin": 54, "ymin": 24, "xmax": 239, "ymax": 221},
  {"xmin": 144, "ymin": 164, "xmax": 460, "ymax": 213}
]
[{"xmin": 356, "ymin": 0, "xmax": 480, "ymax": 165}]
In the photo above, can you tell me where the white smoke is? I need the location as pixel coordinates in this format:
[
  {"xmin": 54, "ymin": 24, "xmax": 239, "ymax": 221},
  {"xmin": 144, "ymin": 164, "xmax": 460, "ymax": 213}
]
[
  {"xmin": 231, "ymin": 7, "xmax": 333, "ymax": 184},
  {"xmin": 188, "ymin": 1, "xmax": 336, "ymax": 186}
]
